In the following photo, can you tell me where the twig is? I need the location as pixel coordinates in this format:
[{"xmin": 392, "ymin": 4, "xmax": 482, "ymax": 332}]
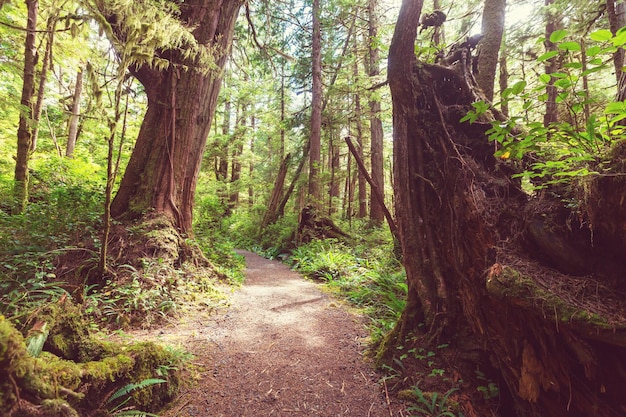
[{"xmin": 383, "ymin": 379, "xmax": 393, "ymax": 417}]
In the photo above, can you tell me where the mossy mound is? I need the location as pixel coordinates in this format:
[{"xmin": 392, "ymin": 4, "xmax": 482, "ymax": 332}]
[{"xmin": 0, "ymin": 300, "xmax": 182, "ymax": 416}]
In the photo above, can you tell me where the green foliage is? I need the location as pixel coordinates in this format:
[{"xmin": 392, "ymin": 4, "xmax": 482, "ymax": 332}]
[
  {"xmin": 461, "ymin": 28, "xmax": 626, "ymax": 191},
  {"xmin": 0, "ymin": 269, "xmax": 68, "ymax": 323},
  {"xmin": 106, "ymin": 378, "xmax": 166, "ymax": 416},
  {"xmin": 406, "ymin": 386, "xmax": 462, "ymax": 417}
]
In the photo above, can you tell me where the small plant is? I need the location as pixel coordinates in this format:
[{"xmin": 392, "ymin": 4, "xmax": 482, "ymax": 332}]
[
  {"xmin": 406, "ymin": 386, "xmax": 462, "ymax": 417},
  {"xmin": 105, "ymin": 378, "xmax": 166, "ymax": 416},
  {"xmin": 475, "ymin": 369, "xmax": 500, "ymax": 400}
]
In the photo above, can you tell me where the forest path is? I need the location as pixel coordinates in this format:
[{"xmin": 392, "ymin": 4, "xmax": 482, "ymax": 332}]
[{"xmin": 159, "ymin": 250, "xmax": 399, "ymax": 416}]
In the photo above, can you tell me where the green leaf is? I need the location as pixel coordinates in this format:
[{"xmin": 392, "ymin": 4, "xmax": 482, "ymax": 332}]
[
  {"xmin": 550, "ymin": 29, "xmax": 568, "ymax": 43},
  {"xmin": 554, "ymin": 79, "xmax": 571, "ymax": 88},
  {"xmin": 537, "ymin": 50, "xmax": 559, "ymax": 62},
  {"xmin": 605, "ymin": 101, "xmax": 626, "ymax": 113},
  {"xmin": 589, "ymin": 29, "xmax": 613, "ymax": 42},
  {"xmin": 586, "ymin": 46, "xmax": 602, "ymax": 57},
  {"xmin": 558, "ymin": 41, "xmax": 581, "ymax": 51},
  {"xmin": 107, "ymin": 379, "xmax": 167, "ymax": 404},
  {"xmin": 539, "ymin": 73, "xmax": 551, "ymax": 84},
  {"xmin": 563, "ymin": 62, "xmax": 582, "ymax": 69},
  {"xmin": 511, "ymin": 80, "xmax": 527, "ymax": 95}
]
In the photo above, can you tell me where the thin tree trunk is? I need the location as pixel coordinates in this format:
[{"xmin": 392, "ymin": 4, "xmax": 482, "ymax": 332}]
[
  {"xmin": 352, "ymin": 35, "xmax": 368, "ymax": 218},
  {"xmin": 278, "ymin": 144, "xmax": 310, "ymax": 217},
  {"xmin": 31, "ymin": 16, "xmax": 56, "ymax": 152},
  {"xmin": 217, "ymin": 96, "xmax": 230, "ymax": 208},
  {"xmin": 329, "ymin": 133, "xmax": 340, "ymax": 215},
  {"xmin": 308, "ymin": 0, "xmax": 323, "ymax": 207},
  {"xmin": 499, "ymin": 34, "xmax": 510, "ymax": 117},
  {"xmin": 248, "ymin": 113, "xmax": 255, "ymax": 206},
  {"xmin": 543, "ymin": 0, "xmax": 559, "ymax": 127},
  {"xmin": 345, "ymin": 136, "xmax": 398, "ymax": 242},
  {"xmin": 476, "ymin": 0, "xmax": 506, "ymax": 101},
  {"xmin": 66, "ymin": 67, "xmax": 84, "ymax": 158},
  {"xmin": 13, "ymin": 0, "xmax": 38, "ymax": 214},
  {"xmin": 229, "ymin": 105, "xmax": 244, "ymax": 209},
  {"xmin": 100, "ymin": 81, "xmax": 128, "ymax": 276},
  {"xmin": 367, "ymin": 0, "xmax": 385, "ymax": 226},
  {"xmin": 261, "ymin": 153, "xmax": 291, "ymax": 228}
]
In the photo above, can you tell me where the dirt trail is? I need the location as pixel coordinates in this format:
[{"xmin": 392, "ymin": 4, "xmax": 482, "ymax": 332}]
[{"xmin": 159, "ymin": 250, "xmax": 398, "ymax": 416}]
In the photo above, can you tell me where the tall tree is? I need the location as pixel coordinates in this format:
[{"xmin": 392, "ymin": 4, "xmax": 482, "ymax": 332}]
[
  {"xmin": 367, "ymin": 0, "xmax": 385, "ymax": 225},
  {"xmin": 96, "ymin": 0, "xmax": 243, "ymax": 236},
  {"xmin": 13, "ymin": 0, "xmax": 38, "ymax": 214},
  {"xmin": 308, "ymin": 0, "xmax": 323, "ymax": 207},
  {"xmin": 475, "ymin": 0, "xmax": 505, "ymax": 101}
]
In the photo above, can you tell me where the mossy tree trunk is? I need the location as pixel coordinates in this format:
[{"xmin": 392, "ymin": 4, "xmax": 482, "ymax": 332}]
[
  {"xmin": 109, "ymin": 0, "xmax": 243, "ymax": 236},
  {"xmin": 13, "ymin": 0, "xmax": 38, "ymax": 214},
  {"xmin": 387, "ymin": 1, "xmax": 626, "ymax": 416}
]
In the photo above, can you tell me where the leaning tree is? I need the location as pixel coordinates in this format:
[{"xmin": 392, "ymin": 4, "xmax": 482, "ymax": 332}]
[
  {"xmin": 90, "ymin": 0, "xmax": 243, "ymax": 259},
  {"xmin": 386, "ymin": 0, "xmax": 626, "ymax": 416}
]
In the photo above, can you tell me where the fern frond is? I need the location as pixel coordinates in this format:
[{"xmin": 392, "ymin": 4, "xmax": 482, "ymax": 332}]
[{"xmin": 106, "ymin": 378, "xmax": 166, "ymax": 404}]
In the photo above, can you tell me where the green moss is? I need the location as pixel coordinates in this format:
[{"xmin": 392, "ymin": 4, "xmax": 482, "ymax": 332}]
[
  {"xmin": 38, "ymin": 302, "xmax": 112, "ymax": 362},
  {"xmin": 40, "ymin": 398, "xmax": 79, "ymax": 417},
  {"xmin": 486, "ymin": 266, "xmax": 617, "ymax": 329},
  {"xmin": 0, "ymin": 309, "xmax": 182, "ymax": 414}
]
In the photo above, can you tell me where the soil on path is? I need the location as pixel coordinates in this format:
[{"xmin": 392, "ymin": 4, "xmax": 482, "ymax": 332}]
[{"xmin": 157, "ymin": 250, "xmax": 401, "ymax": 416}]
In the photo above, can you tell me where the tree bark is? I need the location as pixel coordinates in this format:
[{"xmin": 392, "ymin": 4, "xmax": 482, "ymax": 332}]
[
  {"xmin": 308, "ymin": 0, "xmax": 323, "ymax": 207},
  {"xmin": 261, "ymin": 153, "xmax": 291, "ymax": 228},
  {"xmin": 13, "ymin": 0, "xmax": 38, "ymax": 214},
  {"xmin": 109, "ymin": 0, "xmax": 243, "ymax": 235},
  {"xmin": 328, "ymin": 134, "xmax": 340, "ymax": 215},
  {"xmin": 476, "ymin": 0, "xmax": 505, "ymax": 101},
  {"xmin": 352, "ymin": 35, "xmax": 367, "ymax": 218},
  {"xmin": 367, "ymin": 0, "xmax": 385, "ymax": 226},
  {"xmin": 31, "ymin": 16, "xmax": 55, "ymax": 152},
  {"xmin": 543, "ymin": 0, "xmax": 560, "ymax": 126},
  {"xmin": 499, "ymin": 35, "xmax": 510, "ymax": 117},
  {"xmin": 66, "ymin": 67, "xmax": 84, "ymax": 158},
  {"xmin": 345, "ymin": 136, "xmax": 398, "ymax": 242},
  {"xmin": 607, "ymin": 0, "xmax": 626, "ymax": 86},
  {"xmin": 386, "ymin": 1, "xmax": 626, "ymax": 416}
]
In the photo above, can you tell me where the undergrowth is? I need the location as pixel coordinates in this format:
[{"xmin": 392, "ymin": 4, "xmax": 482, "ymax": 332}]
[{"xmin": 287, "ymin": 237, "xmax": 406, "ymax": 342}]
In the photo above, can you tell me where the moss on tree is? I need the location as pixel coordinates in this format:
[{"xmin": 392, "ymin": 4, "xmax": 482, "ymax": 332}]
[{"xmin": 0, "ymin": 302, "xmax": 181, "ymax": 416}]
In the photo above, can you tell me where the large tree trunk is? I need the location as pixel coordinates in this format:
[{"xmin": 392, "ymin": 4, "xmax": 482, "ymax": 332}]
[
  {"xmin": 386, "ymin": 1, "xmax": 626, "ymax": 416},
  {"xmin": 109, "ymin": 0, "xmax": 242, "ymax": 235},
  {"xmin": 13, "ymin": 0, "xmax": 38, "ymax": 214}
]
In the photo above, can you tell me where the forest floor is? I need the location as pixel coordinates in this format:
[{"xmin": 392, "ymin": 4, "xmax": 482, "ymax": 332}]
[{"xmin": 128, "ymin": 250, "xmax": 408, "ymax": 416}]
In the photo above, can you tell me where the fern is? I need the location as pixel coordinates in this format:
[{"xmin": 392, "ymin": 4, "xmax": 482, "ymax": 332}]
[{"xmin": 107, "ymin": 378, "xmax": 166, "ymax": 404}]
